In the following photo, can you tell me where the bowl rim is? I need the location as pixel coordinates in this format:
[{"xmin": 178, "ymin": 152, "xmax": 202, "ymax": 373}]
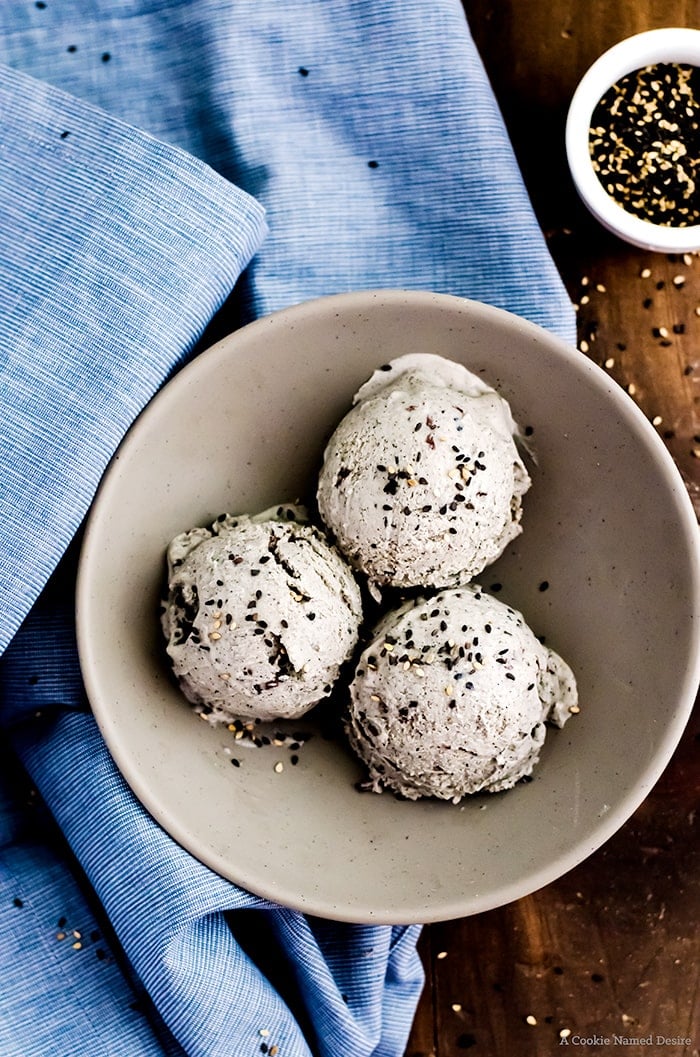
[
  {"xmin": 76, "ymin": 289, "xmax": 700, "ymax": 922},
  {"xmin": 565, "ymin": 27, "xmax": 700, "ymax": 252}
]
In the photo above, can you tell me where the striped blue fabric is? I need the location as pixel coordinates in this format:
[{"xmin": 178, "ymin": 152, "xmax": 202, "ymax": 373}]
[{"xmin": 0, "ymin": 2, "xmax": 576, "ymax": 1056}]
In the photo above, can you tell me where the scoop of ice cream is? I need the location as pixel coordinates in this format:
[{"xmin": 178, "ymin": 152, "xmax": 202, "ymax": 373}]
[
  {"xmin": 162, "ymin": 504, "xmax": 363, "ymax": 723},
  {"xmin": 346, "ymin": 585, "xmax": 577, "ymax": 800},
  {"xmin": 316, "ymin": 353, "xmax": 531, "ymax": 590}
]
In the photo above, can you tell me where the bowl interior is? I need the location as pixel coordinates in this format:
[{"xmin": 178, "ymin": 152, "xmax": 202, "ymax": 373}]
[
  {"xmin": 76, "ymin": 290, "xmax": 700, "ymax": 923},
  {"xmin": 565, "ymin": 28, "xmax": 700, "ymax": 251}
]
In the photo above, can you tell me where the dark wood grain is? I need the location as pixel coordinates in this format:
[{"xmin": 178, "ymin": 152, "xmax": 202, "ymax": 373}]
[{"xmin": 405, "ymin": 3, "xmax": 700, "ymax": 1055}]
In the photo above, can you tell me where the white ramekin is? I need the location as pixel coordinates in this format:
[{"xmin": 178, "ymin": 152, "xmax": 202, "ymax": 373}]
[{"xmin": 565, "ymin": 27, "xmax": 700, "ymax": 252}]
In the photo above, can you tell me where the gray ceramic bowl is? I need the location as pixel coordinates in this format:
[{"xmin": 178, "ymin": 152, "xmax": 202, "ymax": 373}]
[{"xmin": 76, "ymin": 290, "xmax": 700, "ymax": 924}]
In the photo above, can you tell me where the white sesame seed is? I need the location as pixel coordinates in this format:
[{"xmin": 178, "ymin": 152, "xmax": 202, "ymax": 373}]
[
  {"xmin": 605, "ymin": 357, "xmax": 615, "ymax": 369},
  {"xmin": 526, "ymin": 1015, "xmax": 537, "ymax": 1026},
  {"xmin": 437, "ymin": 950, "xmax": 448, "ymax": 959},
  {"xmin": 273, "ymin": 761, "xmax": 284, "ymax": 773},
  {"xmin": 640, "ymin": 267, "xmax": 652, "ymax": 278}
]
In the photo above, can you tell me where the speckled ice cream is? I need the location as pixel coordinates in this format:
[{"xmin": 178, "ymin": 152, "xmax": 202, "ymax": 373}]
[
  {"xmin": 347, "ymin": 585, "xmax": 577, "ymax": 800},
  {"xmin": 316, "ymin": 353, "xmax": 531, "ymax": 590},
  {"xmin": 162, "ymin": 505, "xmax": 363, "ymax": 723}
]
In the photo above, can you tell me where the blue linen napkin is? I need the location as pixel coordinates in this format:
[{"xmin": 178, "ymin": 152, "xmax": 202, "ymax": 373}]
[{"xmin": 0, "ymin": 3, "xmax": 576, "ymax": 1056}]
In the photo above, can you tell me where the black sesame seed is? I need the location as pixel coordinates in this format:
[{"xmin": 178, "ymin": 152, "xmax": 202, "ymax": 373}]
[
  {"xmin": 298, "ymin": 66, "xmax": 309, "ymax": 77},
  {"xmin": 589, "ymin": 62, "xmax": 700, "ymax": 226},
  {"xmin": 101, "ymin": 52, "xmax": 111, "ymax": 62},
  {"xmin": 13, "ymin": 897, "xmax": 23, "ymax": 908},
  {"xmin": 539, "ymin": 580, "xmax": 550, "ymax": 591}
]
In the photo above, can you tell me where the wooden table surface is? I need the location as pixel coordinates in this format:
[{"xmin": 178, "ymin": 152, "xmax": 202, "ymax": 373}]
[{"xmin": 405, "ymin": 3, "xmax": 700, "ymax": 1055}]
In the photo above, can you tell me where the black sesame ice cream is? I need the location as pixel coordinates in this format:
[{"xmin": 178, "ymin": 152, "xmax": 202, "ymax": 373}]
[
  {"xmin": 346, "ymin": 585, "xmax": 578, "ymax": 801},
  {"xmin": 162, "ymin": 505, "xmax": 363, "ymax": 723},
  {"xmin": 316, "ymin": 353, "xmax": 531, "ymax": 591}
]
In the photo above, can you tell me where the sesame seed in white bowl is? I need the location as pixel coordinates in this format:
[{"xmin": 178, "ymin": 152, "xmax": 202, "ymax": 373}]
[{"xmin": 566, "ymin": 27, "xmax": 700, "ymax": 252}]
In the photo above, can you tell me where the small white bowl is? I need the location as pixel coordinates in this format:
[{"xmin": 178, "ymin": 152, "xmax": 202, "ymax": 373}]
[{"xmin": 566, "ymin": 28, "xmax": 700, "ymax": 252}]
